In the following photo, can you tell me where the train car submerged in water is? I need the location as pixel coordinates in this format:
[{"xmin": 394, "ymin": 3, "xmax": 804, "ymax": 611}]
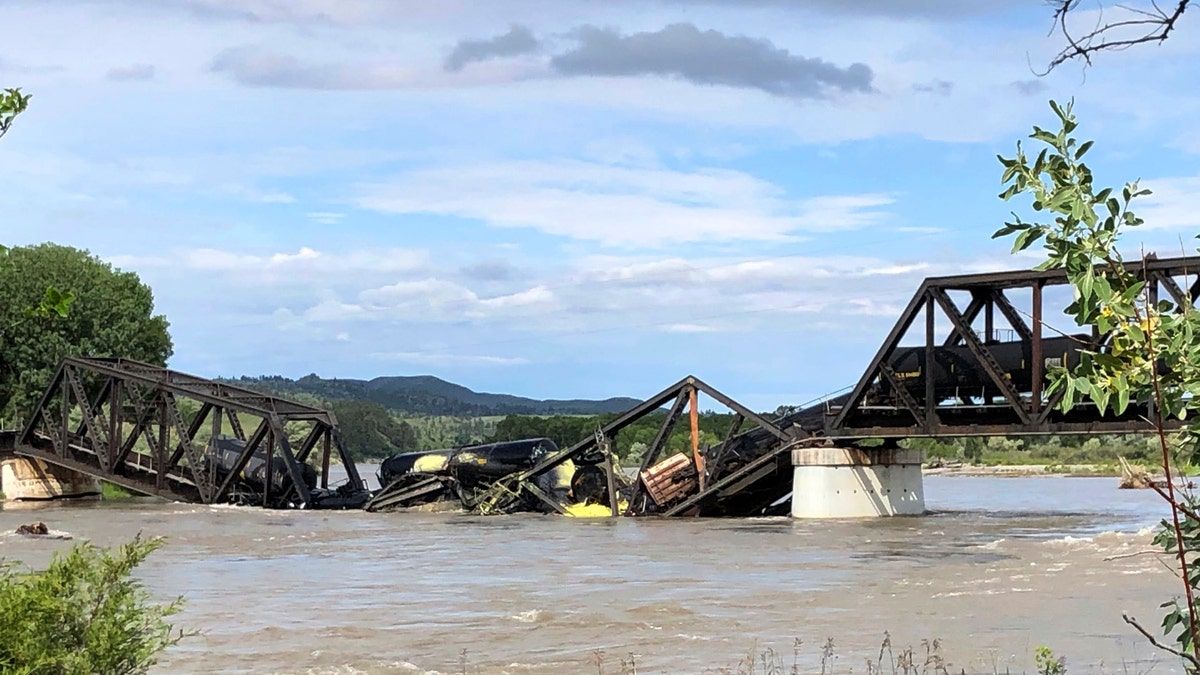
[
  {"xmin": 209, "ymin": 436, "xmax": 369, "ymax": 509},
  {"xmin": 372, "ymin": 437, "xmax": 580, "ymax": 512}
]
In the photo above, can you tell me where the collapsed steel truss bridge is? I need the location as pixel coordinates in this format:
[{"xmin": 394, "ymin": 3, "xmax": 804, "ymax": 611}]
[
  {"xmin": 7, "ymin": 256, "xmax": 1200, "ymax": 513},
  {"xmin": 12, "ymin": 357, "xmax": 368, "ymax": 509}
]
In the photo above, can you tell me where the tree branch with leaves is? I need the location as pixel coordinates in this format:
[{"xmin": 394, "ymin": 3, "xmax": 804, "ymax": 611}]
[
  {"xmin": 0, "ymin": 87, "xmax": 30, "ymax": 141},
  {"xmin": 996, "ymin": 98, "xmax": 1200, "ymax": 668}
]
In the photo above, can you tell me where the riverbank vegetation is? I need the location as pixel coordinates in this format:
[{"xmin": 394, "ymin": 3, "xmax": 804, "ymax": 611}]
[
  {"xmin": 101, "ymin": 481, "xmax": 133, "ymax": 500},
  {"xmin": 906, "ymin": 434, "xmax": 1164, "ymax": 471},
  {"xmin": 0, "ymin": 535, "xmax": 191, "ymax": 674},
  {"xmin": 452, "ymin": 634, "xmax": 1063, "ymax": 675}
]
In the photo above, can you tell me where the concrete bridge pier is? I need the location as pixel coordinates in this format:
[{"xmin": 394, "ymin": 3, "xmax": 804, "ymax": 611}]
[
  {"xmin": 0, "ymin": 457, "xmax": 101, "ymax": 501},
  {"xmin": 790, "ymin": 447, "xmax": 924, "ymax": 518}
]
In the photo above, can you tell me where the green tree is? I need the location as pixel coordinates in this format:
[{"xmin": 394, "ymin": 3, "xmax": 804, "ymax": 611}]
[
  {"xmin": 331, "ymin": 399, "xmax": 419, "ymax": 460},
  {"xmin": 0, "ymin": 535, "xmax": 191, "ymax": 674},
  {"xmin": 996, "ymin": 99, "xmax": 1200, "ymax": 669},
  {"xmin": 0, "ymin": 87, "xmax": 30, "ymax": 141},
  {"xmin": 0, "ymin": 244, "xmax": 172, "ymax": 425}
]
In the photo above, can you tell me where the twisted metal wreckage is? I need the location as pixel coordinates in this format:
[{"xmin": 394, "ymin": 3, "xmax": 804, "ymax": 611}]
[{"xmin": 7, "ymin": 256, "xmax": 1199, "ymax": 516}]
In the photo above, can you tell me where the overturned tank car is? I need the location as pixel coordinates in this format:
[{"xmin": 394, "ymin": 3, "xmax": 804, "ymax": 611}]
[
  {"xmin": 210, "ymin": 436, "xmax": 370, "ymax": 509},
  {"xmin": 366, "ymin": 438, "xmax": 578, "ymax": 512}
]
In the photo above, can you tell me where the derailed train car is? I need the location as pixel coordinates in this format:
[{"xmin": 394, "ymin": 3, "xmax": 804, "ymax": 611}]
[
  {"xmin": 369, "ymin": 438, "xmax": 580, "ymax": 512},
  {"xmin": 209, "ymin": 436, "xmax": 369, "ymax": 509}
]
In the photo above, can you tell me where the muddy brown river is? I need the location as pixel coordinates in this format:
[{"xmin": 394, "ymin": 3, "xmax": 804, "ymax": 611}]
[{"xmin": 0, "ymin": 476, "xmax": 1185, "ymax": 674}]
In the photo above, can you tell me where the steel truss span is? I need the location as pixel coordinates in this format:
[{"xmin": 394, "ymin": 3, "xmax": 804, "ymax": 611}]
[
  {"xmin": 12, "ymin": 256, "xmax": 1200, "ymax": 516},
  {"xmin": 13, "ymin": 357, "xmax": 370, "ymax": 509},
  {"xmin": 821, "ymin": 255, "xmax": 1200, "ymax": 440}
]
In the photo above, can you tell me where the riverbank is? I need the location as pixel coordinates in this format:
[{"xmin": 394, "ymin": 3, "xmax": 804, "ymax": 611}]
[{"xmin": 923, "ymin": 462, "xmax": 1125, "ymax": 477}]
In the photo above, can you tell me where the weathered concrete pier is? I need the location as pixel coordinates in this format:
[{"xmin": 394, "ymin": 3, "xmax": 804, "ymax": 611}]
[{"xmin": 790, "ymin": 447, "xmax": 924, "ymax": 518}]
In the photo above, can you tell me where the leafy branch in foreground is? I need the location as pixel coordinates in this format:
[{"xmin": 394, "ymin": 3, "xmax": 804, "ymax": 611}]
[
  {"xmin": 995, "ymin": 98, "xmax": 1200, "ymax": 670},
  {"xmin": 0, "ymin": 87, "xmax": 31, "ymax": 141},
  {"xmin": 0, "ymin": 534, "xmax": 194, "ymax": 674}
]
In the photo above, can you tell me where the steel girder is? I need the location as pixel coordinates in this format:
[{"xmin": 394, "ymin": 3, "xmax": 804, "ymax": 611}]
[
  {"xmin": 826, "ymin": 255, "xmax": 1200, "ymax": 439},
  {"xmin": 15, "ymin": 357, "xmax": 365, "ymax": 508}
]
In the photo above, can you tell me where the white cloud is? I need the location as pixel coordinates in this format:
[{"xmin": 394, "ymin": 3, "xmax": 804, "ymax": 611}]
[
  {"xmin": 659, "ymin": 322, "xmax": 724, "ymax": 333},
  {"xmin": 355, "ymin": 159, "xmax": 893, "ymax": 247},
  {"xmin": 187, "ymin": 246, "xmax": 320, "ymax": 270},
  {"xmin": 314, "ymin": 279, "xmax": 559, "ymax": 323},
  {"xmin": 275, "ymin": 251, "xmax": 954, "ymax": 341},
  {"xmin": 115, "ymin": 246, "xmax": 428, "ymax": 275},
  {"xmin": 306, "ymin": 211, "xmax": 346, "ymax": 224},
  {"xmin": 369, "ymin": 351, "xmax": 529, "ymax": 366},
  {"xmin": 1135, "ymin": 175, "xmax": 1200, "ymax": 232}
]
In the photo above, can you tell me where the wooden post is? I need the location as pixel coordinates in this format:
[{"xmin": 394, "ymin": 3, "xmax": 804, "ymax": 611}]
[{"xmin": 689, "ymin": 385, "xmax": 704, "ymax": 491}]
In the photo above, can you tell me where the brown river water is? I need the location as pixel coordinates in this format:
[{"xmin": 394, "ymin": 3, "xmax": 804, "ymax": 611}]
[{"xmin": 0, "ymin": 475, "xmax": 1185, "ymax": 674}]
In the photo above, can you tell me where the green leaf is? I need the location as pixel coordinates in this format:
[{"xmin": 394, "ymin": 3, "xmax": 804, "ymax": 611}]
[
  {"xmin": 1165, "ymin": 610, "xmax": 1180, "ymax": 634},
  {"xmin": 1012, "ymin": 228, "xmax": 1045, "ymax": 252},
  {"xmin": 1075, "ymin": 140, "xmax": 1094, "ymax": 159},
  {"xmin": 1074, "ymin": 377, "xmax": 1092, "ymax": 397},
  {"xmin": 1115, "ymin": 382, "xmax": 1130, "ymax": 415},
  {"xmin": 1049, "ymin": 99, "xmax": 1066, "ymax": 122},
  {"xmin": 1031, "ymin": 126, "xmax": 1057, "ymax": 145}
]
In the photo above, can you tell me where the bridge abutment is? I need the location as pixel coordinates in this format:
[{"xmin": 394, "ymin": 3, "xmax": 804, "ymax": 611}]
[
  {"xmin": 0, "ymin": 457, "xmax": 100, "ymax": 501},
  {"xmin": 790, "ymin": 447, "xmax": 924, "ymax": 518}
]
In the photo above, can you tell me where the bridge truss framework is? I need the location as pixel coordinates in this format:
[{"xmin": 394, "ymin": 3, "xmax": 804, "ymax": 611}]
[{"xmin": 14, "ymin": 357, "xmax": 365, "ymax": 508}]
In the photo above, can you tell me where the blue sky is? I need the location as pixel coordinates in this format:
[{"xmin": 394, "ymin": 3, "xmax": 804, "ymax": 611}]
[{"xmin": 1, "ymin": 0, "xmax": 1198, "ymax": 411}]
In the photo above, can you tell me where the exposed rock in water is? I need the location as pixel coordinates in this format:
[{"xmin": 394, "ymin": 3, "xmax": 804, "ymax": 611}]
[
  {"xmin": 13, "ymin": 521, "xmax": 72, "ymax": 539},
  {"xmin": 1118, "ymin": 457, "xmax": 1151, "ymax": 490},
  {"xmin": 16, "ymin": 522, "xmax": 49, "ymax": 536}
]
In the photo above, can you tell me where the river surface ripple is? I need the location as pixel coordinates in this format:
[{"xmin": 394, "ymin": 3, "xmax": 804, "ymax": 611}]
[{"xmin": 0, "ymin": 476, "xmax": 1184, "ymax": 674}]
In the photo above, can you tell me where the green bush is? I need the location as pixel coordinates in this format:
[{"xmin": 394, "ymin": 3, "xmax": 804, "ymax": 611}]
[{"xmin": 0, "ymin": 534, "xmax": 191, "ymax": 674}]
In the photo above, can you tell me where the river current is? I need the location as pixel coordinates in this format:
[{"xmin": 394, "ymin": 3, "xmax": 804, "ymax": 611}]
[{"xmin": 0, "ymin": 476, "xmax": 1184, "ymax": 674}]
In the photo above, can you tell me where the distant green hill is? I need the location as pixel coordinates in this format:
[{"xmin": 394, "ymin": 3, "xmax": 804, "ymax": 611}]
[{"xmin": 220, "ymin": 373, "xmax": 642, "ymax": 417}]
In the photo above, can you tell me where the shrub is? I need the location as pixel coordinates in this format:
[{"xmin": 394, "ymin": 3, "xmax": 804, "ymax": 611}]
[{"xmin": 0, "ymin": 534, "xmax": 191, "ymax": 674}]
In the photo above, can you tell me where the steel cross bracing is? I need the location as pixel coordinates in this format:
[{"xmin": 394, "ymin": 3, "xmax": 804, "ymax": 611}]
[
  {"xmin": 467, "ymin": 375, "xmax": 804, "ymax": 518},
  {"xmin": 14, "ymin": 357, "xmax": 369, "ymax": 509},
  {"xmin": 821, "ymin": 255, "xmax": 1200, "ymax": 440}
]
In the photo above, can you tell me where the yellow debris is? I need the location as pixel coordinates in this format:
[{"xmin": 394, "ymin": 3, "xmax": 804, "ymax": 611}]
[
  {"xmin": 547, "ymin": 459, "xmax": 575, "ymax": 490},
  {"xmin": 412, "ymin": 454, "xmax": 450, "ymax": 473},
  {"xmin": 564, "ymin": 500, "xmax": 629, "ymax": 518}
]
